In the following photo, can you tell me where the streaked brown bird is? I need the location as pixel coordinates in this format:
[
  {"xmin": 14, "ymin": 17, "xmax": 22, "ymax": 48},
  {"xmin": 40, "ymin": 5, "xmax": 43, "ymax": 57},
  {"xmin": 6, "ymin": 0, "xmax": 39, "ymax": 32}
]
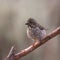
[{"xmin": 25, "ymin": 18, "xmax": 46, "ymax": 41}]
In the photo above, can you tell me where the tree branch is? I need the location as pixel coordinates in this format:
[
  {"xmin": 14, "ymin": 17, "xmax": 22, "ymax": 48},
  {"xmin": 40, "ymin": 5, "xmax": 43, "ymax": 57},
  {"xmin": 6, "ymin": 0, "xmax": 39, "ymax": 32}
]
[{"xmin": 5, "ymin": 27, "xmax": 60, "ymax": 60}]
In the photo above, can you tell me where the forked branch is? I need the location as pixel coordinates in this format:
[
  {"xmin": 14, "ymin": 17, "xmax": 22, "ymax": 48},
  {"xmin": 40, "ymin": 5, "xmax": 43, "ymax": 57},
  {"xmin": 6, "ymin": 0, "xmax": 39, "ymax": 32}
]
[{"xmin": 5, "ymin": 27, "xmax": 60, "ymax": 60}]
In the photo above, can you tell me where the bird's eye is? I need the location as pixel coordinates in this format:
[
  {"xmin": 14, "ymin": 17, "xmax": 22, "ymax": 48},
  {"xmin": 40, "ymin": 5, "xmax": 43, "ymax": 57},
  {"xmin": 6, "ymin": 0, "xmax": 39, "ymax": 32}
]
[{"xmin": 30, "ymin": 21, "xmax": 32, "ymax": 23}]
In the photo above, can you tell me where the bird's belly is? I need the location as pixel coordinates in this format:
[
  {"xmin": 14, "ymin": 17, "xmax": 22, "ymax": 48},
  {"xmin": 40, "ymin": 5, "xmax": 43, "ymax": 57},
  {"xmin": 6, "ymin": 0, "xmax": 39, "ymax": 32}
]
[
  {"xmin": 27, "ymin": 28, "xmax": 40, "ymax": 40},
  {"xmin": 27, "ymin": 28, "xmax": 46, "ymax": 40}
]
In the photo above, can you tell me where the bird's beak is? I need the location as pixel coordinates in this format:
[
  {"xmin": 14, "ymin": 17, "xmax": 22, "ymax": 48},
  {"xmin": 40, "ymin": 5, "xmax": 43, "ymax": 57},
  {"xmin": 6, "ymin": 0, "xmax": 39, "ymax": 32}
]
[{"xmin": 25, "ymin": 23, "xmax": 29, "ymax": 25}]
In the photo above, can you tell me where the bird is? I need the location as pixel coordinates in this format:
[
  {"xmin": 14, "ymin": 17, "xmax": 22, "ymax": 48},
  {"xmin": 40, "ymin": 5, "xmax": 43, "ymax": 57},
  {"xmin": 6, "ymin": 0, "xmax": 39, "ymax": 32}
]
[{"xmin": 25, "ymin": 18, "xmax": 46, "ymax": 41}]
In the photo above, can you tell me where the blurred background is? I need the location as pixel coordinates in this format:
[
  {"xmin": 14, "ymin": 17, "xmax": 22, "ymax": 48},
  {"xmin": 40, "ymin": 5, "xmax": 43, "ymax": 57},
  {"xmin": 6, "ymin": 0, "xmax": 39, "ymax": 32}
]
[{"xmin": 0, "ymin": 0, "xmax": 60, "ymax": 60}]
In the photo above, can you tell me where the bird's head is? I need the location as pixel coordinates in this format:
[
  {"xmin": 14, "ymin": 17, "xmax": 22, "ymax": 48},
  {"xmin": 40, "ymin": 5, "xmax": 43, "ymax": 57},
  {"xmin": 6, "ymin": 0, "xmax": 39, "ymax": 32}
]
[{"xmin": 25, "ymin": 18, "xmax": 37, "ymax": 28}]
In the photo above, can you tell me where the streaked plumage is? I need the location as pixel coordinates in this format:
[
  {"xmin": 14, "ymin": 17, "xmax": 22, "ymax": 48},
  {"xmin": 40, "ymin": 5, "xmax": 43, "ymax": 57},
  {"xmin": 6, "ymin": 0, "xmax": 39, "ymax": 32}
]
[{"xmin": 25, "ymin": 18, "xmax": 46, "ymax": 41}]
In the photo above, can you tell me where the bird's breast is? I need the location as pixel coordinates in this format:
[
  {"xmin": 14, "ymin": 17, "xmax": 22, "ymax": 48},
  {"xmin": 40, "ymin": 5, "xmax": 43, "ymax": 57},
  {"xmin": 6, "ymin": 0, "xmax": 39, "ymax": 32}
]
[
  {"xmin": 27, "ymin": 28, "xmax": 33, "ymax": 39},
  {"xmin": 27, "ymin": 27, "xmax": 46, "ymax": 40}
]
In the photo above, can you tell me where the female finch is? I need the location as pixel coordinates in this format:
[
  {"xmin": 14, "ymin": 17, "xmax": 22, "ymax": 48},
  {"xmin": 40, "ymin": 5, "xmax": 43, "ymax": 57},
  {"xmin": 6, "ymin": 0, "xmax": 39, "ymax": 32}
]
[{"xmin": 25, "ymin": 18, "xmax": 46, "ymax": 41}]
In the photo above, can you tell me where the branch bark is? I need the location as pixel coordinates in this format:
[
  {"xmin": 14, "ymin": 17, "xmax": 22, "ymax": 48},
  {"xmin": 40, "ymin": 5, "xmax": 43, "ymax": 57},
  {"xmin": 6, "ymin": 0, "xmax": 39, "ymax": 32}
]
[{"xmin": 5, "ymin": 27, "xmax": 60, "ymax": 60}]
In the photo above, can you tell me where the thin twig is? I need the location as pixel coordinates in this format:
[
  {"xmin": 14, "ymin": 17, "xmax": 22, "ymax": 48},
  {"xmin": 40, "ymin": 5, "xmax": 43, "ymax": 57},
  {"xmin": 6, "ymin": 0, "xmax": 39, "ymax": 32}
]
[{"xmin": 5, "ymin": 46, "xmax": 16, "ymax": 60}]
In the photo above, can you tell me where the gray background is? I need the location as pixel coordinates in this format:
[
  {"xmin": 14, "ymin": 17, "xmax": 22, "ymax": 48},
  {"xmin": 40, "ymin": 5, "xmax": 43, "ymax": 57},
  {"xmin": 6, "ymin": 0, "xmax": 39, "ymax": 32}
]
[{"xmin": 0, "ymin": 0, "xmax": 60, "ymax": 60}]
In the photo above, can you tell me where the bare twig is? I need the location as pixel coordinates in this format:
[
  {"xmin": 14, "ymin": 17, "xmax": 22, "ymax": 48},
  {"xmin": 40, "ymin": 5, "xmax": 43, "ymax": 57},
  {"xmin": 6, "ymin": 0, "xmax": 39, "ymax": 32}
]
[
  {"xmin": 5, "ymin": 27, "xmax": 60, "ymax": 60},
  {"xmin": 5, "ymin": 46, "xmax": 16, "ymax": 60}
]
